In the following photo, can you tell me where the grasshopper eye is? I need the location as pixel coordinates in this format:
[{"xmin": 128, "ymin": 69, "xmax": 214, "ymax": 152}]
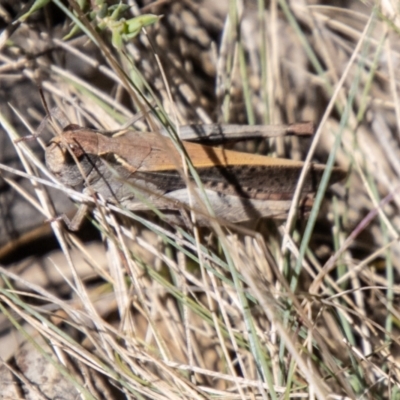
[{"xmin": 67, "ymin": 141, "xmax": 85, "ymax": 158}]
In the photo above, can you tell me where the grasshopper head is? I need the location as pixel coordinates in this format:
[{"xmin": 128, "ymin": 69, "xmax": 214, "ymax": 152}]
[{"xmin": 45, "ymin": 136, "xmax": 96, "ymax": 188}]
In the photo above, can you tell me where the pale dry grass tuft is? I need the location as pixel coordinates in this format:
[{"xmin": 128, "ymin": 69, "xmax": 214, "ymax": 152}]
[{"xmin": 0, "ymin": 1, "xmax": 400, "ymax": 399}]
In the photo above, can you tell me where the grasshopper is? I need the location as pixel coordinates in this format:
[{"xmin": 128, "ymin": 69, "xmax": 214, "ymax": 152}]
[{"xmin": 33, "ymin": 118, "xmax": 345, "ymax": 230}]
